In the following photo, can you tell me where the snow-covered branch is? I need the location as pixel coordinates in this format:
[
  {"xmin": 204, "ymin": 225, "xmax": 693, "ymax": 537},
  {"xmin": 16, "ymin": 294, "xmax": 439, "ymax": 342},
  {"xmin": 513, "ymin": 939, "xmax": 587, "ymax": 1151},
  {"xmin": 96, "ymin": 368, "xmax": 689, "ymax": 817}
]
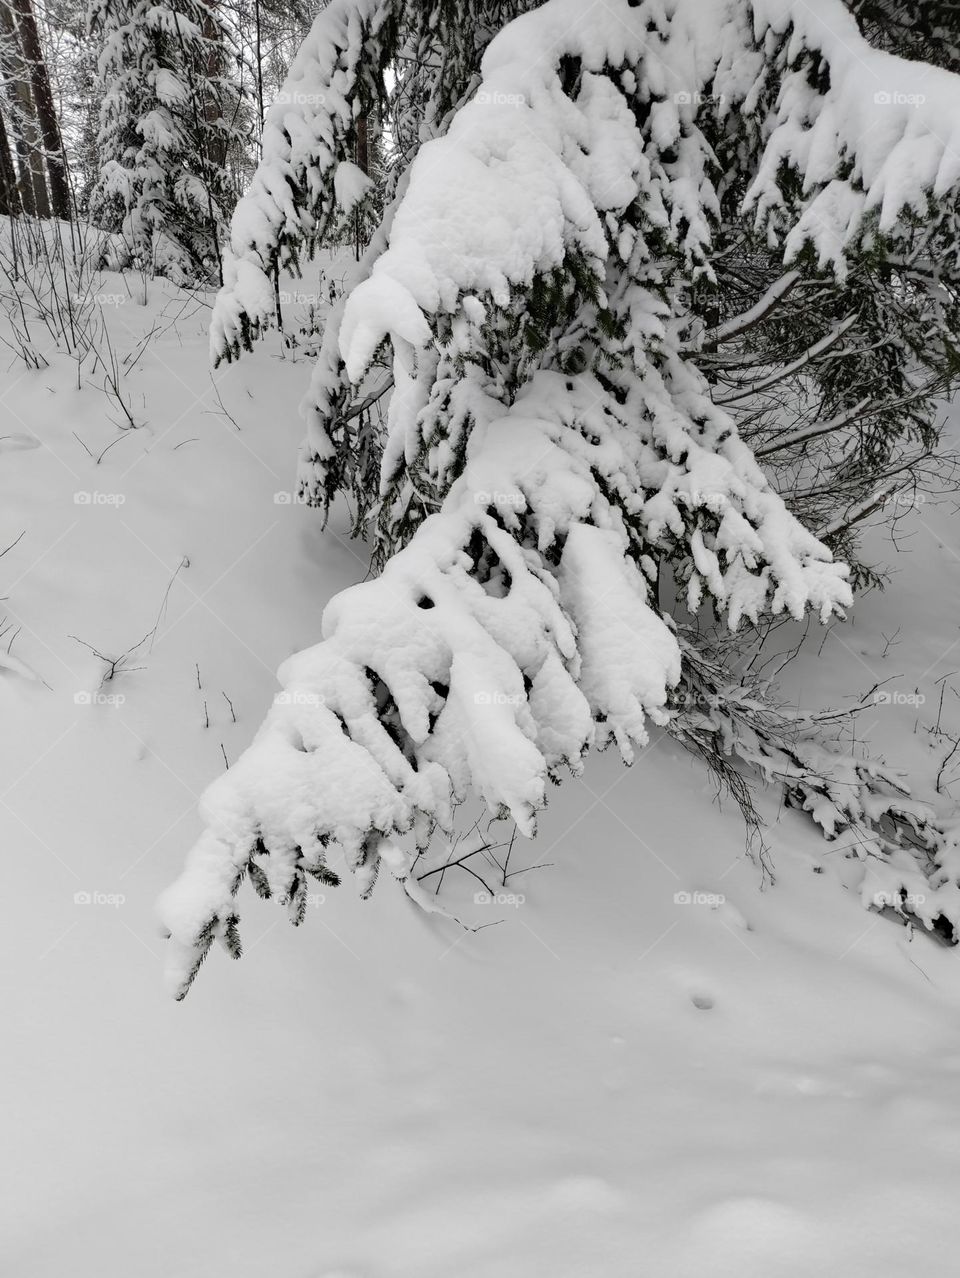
[
  {"xmin": 714, "ymin": 315, "xmax": 859, "ymax": 406},
  {"xmin": 210, "ymin": 0, "xmax": 391, "ymax": 363},
  {"xmin": 689, "ymin": 270, "xmax": 802, "ymax": 353},
  {"xmin": 161, "ymin": 0, "xmax": 960, "ymax": 993}
]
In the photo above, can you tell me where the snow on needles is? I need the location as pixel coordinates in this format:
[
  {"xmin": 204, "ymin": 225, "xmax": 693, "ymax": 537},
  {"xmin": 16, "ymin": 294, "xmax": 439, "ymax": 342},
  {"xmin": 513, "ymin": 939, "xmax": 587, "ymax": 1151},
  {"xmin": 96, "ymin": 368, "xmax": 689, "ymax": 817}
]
[
  {"xmin": 163, "ymin": 0, "xmax": 960, "ymax": 993},
  {"xmin": 210, "ymin": 0, "xmax": 390, "ymax": 363},
  {"xmin": 158, "ymin": 377, "xmax": 683, "ymax": 997}
]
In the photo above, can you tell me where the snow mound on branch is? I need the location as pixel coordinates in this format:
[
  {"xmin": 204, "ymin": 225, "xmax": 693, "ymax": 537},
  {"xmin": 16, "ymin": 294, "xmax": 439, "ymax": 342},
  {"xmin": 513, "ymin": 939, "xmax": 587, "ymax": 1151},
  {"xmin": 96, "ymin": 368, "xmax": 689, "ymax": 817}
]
[
  {"xmin": 342, "ymin": 0, "xmax": 960, "ymax": 377},
  {"xmin": 159, "ymin": 364, "xmax": 852, "ymax": 997},
  {"xmin": 740, "ymin": 0, "xmax": 960, "ymax": 269},
  {"xmin": 214, "ymin": 0, "xmax": 960, "ymax": 371},
  {"xmin": 167, "ymin": 0, "xmax": 960, "ymax": 994},
  {"xmin": 159, "ymin": 379, "xmax": 683, "ymax": 998},
  {"xmin": 340, "ymin": 275, "xmax": 431, "ymax": 382},
  {"xmin": 333, "ymin": 160, "xmax": 373, "ymax": 215},
  {"xmin": 337, "ymin": 12, "xmax": 642, "ymax": 382},
  {"xmin": 332, "ymin": 12, "xmax": 852, "ymax": 630}
]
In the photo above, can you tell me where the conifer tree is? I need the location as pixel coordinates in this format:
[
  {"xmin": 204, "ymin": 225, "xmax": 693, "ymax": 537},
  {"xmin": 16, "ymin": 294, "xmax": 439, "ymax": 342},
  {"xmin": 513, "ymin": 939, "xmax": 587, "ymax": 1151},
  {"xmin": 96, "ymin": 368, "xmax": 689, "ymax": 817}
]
[
  {"xmin": 160, "ymin": 0, "xmax": 960, "ymax": 996},
  {"xmin": 89, "ymin": 0, "xmax": 241, "ymax": 281}
]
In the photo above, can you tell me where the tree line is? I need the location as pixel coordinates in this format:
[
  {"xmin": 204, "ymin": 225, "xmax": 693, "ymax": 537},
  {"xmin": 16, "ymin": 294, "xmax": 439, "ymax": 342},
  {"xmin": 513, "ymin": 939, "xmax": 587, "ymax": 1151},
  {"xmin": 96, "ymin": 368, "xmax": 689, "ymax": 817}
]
[{"xmin": 0, "ymin": 0, "xmax": 327, "ymax": 273}]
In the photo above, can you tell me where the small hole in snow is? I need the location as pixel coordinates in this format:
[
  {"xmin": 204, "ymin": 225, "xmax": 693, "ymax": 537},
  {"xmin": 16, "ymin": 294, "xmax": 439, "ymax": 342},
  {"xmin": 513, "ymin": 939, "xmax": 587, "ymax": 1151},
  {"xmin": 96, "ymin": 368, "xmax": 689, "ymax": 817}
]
[
  {"xmin": 417, "ymin": 596, "xmax": 435, "ymax": 610},
  {"xmin": 691, "ymin": 994, "xmax": 714, "ymax": 1011}
]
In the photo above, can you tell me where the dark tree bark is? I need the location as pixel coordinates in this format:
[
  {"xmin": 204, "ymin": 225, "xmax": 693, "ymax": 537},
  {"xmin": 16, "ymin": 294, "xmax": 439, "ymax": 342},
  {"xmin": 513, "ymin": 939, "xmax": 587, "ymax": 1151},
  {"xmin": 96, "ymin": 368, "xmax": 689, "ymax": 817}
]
[
  {"xmin": 9, "ymin": 0, "xmax": 69, "ymax": 218},
  {"xmin": 199, "ymin": 0, "xmax": 227, "ymax": 169},
  {"xmin": 0, "ymin": 0, "xmax": 47, "ymax": 216},
  {"xmin": 353, "ymin": 113, "xmax": 368, "ymax": 259},
  {"xmin": 0, "ymin": 106, "xmax": 21, "ymax": 214}
]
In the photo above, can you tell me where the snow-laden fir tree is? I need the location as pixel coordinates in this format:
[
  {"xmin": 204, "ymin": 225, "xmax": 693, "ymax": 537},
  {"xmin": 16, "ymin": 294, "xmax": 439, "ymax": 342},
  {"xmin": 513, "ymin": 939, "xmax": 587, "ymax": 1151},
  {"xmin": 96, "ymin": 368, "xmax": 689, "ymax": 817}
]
[
  {"xmin": 89, "ymin": 0, "xmax": 241, "ymax": 282},
  {"xmin": 160, "ymin": 0, "xmax": 960, "ymax": 996}
]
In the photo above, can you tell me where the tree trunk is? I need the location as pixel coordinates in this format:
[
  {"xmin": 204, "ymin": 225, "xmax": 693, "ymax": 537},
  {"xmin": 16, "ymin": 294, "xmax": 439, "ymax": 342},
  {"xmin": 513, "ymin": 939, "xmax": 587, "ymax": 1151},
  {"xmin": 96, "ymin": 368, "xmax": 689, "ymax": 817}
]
[
  {"xmin": 199, "ymin": 0, "xmax": 227, "ymax": 170},
  {"xmin": 0, "ymin": 106, "xmax": 21, "ymax": 214},
  {"xmin": 0, "ymin": 0, "xmax": 47, "ymax": 216},
  {"xmin": 9, "ymin": 0, "xmax": 69, "ymax": 217},
  {"xmin": 354, "ymin": 113, "xmax": 368, "ymax": 259}
]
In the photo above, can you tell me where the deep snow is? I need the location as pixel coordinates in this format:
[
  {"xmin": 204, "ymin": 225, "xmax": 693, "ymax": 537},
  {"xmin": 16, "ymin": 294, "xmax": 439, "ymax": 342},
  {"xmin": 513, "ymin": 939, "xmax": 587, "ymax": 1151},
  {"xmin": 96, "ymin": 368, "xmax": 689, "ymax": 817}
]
[{"xmin": 3, "ymin": 266, "xmax": 960, "ymax": 1276}]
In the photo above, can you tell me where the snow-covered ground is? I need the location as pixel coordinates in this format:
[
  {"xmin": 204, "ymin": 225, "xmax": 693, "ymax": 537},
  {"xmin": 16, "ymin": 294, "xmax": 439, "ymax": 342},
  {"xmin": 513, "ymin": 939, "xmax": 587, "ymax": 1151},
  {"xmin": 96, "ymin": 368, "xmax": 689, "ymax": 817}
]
[{"xmin": 3, "ymin": 267, "xmax": 960, "ymax": 1276}]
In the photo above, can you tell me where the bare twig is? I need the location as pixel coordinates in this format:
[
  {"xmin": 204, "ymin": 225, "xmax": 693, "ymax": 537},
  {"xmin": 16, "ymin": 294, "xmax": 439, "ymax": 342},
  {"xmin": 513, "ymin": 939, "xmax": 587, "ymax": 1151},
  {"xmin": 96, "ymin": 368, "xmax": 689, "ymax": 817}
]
[{"xmin": 0, "ymin": 530, "xmax": 25, "ymax": 559}]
